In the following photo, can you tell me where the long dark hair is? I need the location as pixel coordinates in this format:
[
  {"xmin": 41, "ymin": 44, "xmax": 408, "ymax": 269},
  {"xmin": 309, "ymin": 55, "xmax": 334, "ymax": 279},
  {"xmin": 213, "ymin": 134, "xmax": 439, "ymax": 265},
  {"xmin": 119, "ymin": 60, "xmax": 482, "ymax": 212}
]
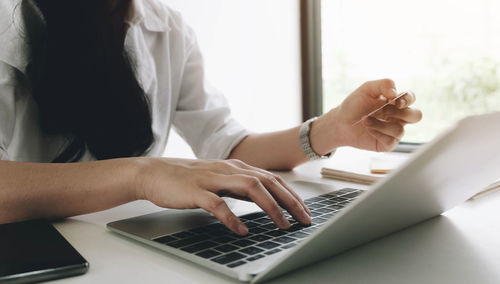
[{"xmin": 21, "ymin": 0, "xmax": 154, "ymax": 162}]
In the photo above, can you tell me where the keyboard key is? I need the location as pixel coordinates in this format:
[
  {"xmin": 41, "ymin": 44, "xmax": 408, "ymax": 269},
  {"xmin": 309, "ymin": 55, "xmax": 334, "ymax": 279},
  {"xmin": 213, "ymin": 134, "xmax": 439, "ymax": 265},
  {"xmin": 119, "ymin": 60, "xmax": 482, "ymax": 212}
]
[
  {"xmin": 324, "ymin": 204, "xmax": 341, "ymax": 210},
  {"xmin": 312, "ymin": 217, "xmax": 328, "ymax": 224},
  {"xmin": 189, "ymin": 227, "xmax": 209, "ymax": 234},
  {"xmin": 316, "ymin": 208, "xmax": 333, "ymax": 214},
  {"xmin": 282, "ymin": 243, "xmax": 297, "ymax": 249},
  {"xmin": 274, "ymin": 236, "xmax": 296, "ymax": 244},
  {"xmin": 253, "ymin": 217, "xmax": 273, "ymax": 225},
  {"xmin": 240, "ymin": 246, "xmax": 264, "ymax": 255},
  {"xmin": 308, "ymin": 203, "xmax": 325, "ymax": 209},
  {"xmin": 171, "ymin": 231, "xmax": 195, "ymax": 239},
  {"xmin": 284, "ymin": 223, "xmax": 306, "ymax": 232},
  {"xmin": 304, "ymin": 200, "xmax": 315, "ymax": 206},
  {"xmin": 310, "ymin": 211, "xmax": 323, "ymax": 217},
  {"xmin": 331, "ymin": 197, "xmax": 349, "ymax": 203},
  {"xmin": 322, "ymin": 213, "xmax": 335, "ymax": 219},
  {"xmin": 302, "ymin": 227, "xmax": 318, "ymax": 234},
  {"xmin": 256, "ymin": 241, "xmax": 280, "ymax": 250},
  {"xmin": 317, "ymin": 200, "xmax": 337, "ymax": 206},
  {"xmin": 214, "ymin": 244, "xmax": 239, "ymax": 253},
  {"xmin": 246, "ymin": 254, "xmax": 265, "ymax": 262},
  {"xmin": 240, "ymin": 212, "xmax": 267, "ymax": 220},
  {"xmin": 332, "ymin": 204, "xmax": 345, "ymax": 209},
  {"xmin": 212, "ymin": 236, "xmax": 237, "ymax": 244},
  {"xmin": 205, "ymin": 223, "xmax": 226, "ymax": 232},
  {"xmin": 167, "ymin": 235, "xmax": 208, "ymax": 248},
  {"xmin": 244, "ymin": 221, "xmax": 261, "ymax": 228},
  {"xmin": 261, "ymin": 223, "xmax": 277, "ymax": 230},
  {"xmin": 223, "ymin": 232, "xmax": 247, "ymax": 239},
  {"xmin": 324, "ymin": 192, "xmax": 342, "ymax": 198},
  {"xmin": 211, "ymin": 252, "xmax": 246, "ymax": 265},
  {"xmin": 227, "ymin": 260, "xmax": 247, "ymax": 268},
  {"xmin": 337, "ymin": 188, "xmax": 358, "ymax": 194},
  {"xmin": 266, "ymin": 230, "xmax": 287, "ymax": 237},
  {"xmin": 196, "ymin": 249, "xmax": 221, "ymax": 259},
  {"xmin": 264, "ymin": 248, "xmax": 282, "ymax": 255},
  {"xmin": 209, "ymin": 229, "xmax": 232, "ymax": 237},
  {"xmin": 182, "ymin": 241, "xmax": 218, "ymax": 253},
  {"xmin": 308, "ymin": 196, "xmax": 325, "ymax": 202},
  {"xmin": 152, "ymin": 235, "xmax": 177, "ymax": 244},
  {"xmin": 232, "ymin": 239, "xmax": 256, "ymax": 247},
  {"xmin": 288, "ymin": 232, "xmax": 309, "ymax": 239},
  {"xmin": 342, "ymin": 191, "xmax": 362, "ymax": 199},
  {"xmin": 249, "ymin": 227, "xmax": 268, "ymax": 234},
  {"xmin": 250, "ymin": 234, "xmax": 271, "ymax": 242}
]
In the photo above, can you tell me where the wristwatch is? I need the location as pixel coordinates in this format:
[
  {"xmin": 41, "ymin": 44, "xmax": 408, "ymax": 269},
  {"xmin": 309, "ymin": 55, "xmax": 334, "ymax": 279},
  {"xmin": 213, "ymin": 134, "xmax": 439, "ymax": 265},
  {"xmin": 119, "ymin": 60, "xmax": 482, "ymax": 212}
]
[{"xmin": 299, "ymin": 117, "xmax": 334, "ymax": 160}]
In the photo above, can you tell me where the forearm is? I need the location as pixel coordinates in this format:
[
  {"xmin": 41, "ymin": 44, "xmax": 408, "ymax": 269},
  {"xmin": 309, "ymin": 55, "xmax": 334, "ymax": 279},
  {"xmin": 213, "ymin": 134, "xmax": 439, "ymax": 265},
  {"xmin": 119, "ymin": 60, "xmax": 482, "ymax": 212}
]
[
  {"xmin": 0, "ymin": 158, "xmax": 140, "ymax": 224},
  {"xmin": 228, "ymin": 127, "xmax": 304, "ymax": 170},
  {"xmin": 229, "ymin": 109, "xmax": 345, "ymax": 171}
]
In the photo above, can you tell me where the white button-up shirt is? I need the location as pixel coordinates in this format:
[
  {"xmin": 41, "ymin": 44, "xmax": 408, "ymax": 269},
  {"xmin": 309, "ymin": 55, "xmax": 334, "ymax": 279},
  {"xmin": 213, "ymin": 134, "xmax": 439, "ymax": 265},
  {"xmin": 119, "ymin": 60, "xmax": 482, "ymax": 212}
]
[{"xmin": 0, "ymin": 0, "xmax": 250, "ymax": 162}]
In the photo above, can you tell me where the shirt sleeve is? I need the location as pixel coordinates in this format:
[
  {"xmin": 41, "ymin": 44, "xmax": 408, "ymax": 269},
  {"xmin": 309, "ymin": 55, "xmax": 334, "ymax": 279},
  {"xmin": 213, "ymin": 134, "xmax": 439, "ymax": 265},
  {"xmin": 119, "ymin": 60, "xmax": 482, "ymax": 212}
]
[
  {"xmin": 0, "ymin": 61, "xmax": 18, "ymax": 161},
  {"xmin": 172, "ymin": 27, "xmax": 252, "ymax": 160}
]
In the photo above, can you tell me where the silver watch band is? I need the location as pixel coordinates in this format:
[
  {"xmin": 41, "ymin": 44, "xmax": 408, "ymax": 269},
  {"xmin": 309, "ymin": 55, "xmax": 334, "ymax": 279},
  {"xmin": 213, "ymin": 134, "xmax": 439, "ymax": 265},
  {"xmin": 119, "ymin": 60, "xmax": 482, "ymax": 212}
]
[{"xmin": 299, "ymin": 117, "xmax": 333, "ymax": 160}]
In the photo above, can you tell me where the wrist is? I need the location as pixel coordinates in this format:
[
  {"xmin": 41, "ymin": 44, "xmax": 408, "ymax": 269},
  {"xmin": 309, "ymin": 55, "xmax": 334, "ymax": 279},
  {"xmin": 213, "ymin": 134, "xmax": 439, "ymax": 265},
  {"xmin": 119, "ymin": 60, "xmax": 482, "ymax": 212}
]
[
  {"xmin": 309, "ymin": 107, "xmax": 345, "ymax": 155},
  {"xmin": 126, "ymin": 157, "xmax": 152, "ymax": 201}
]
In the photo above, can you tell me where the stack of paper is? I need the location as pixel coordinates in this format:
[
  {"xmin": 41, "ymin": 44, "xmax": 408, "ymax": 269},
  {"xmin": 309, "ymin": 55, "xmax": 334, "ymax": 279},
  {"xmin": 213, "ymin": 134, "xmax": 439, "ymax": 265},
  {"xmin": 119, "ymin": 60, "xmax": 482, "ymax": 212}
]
[
  {"xmin": 469, "ymin": 179, "xmax": 500, "ymax": 200},
  {"xmin": 320, "ymin": 149, "xmax": 409, "ymax": 185},
  {"xmin": 320, "ymin": 168, "xmax": 381, "ymax": 185}
]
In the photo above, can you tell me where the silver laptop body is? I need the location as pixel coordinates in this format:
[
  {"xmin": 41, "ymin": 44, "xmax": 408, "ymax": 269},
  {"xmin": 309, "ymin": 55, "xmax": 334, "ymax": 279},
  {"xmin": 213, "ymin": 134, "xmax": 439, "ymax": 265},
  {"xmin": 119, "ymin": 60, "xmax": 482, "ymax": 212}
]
[{"xmin": 107, "ymin": 112, "xmax": 500, "ymax": 283}]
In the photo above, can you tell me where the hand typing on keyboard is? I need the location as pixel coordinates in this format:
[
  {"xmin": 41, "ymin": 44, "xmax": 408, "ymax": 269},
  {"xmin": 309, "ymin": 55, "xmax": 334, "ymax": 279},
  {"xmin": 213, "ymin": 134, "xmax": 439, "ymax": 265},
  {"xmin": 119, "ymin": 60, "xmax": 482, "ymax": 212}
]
[
  {"xmin": 153, "ymin": 188, "xmax": 364, "ymax": 269},
  {"xmin": 135, "ymin": 158, "xmax": 311, "ymax": 235}
]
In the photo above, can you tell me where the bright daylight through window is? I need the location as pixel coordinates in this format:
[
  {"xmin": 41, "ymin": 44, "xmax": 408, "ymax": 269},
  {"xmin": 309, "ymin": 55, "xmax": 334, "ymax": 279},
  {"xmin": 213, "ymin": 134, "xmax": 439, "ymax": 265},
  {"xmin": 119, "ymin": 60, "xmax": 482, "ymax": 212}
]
[{"xmin": 321, "ymin": 0, "xmax": 500, "ymax": 143}]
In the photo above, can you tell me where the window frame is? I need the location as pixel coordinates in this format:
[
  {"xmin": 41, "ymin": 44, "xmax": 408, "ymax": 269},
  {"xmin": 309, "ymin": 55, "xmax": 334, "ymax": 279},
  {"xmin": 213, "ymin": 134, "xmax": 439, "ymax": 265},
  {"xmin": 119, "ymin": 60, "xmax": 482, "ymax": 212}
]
[{"xmin": 300, "ymin": 0, "xmax": 419, "ymax": 152}]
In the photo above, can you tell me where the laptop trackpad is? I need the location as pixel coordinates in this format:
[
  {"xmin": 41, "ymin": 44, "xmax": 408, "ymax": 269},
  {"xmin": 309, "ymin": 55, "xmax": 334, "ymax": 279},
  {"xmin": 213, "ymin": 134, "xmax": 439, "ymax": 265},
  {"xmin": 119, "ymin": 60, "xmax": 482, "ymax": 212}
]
[{"xmin": 107, "ymin": 209, "xmax": 219, "ymax": 240}]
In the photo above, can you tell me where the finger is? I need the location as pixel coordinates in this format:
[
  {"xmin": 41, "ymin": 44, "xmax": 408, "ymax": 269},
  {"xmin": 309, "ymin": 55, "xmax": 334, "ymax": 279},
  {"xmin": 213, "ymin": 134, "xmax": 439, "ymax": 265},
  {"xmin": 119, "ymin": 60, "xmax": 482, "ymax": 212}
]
[
  {"xmin": 361, "ymin": 78, "xmax": 398, "ymax": 100},
  {"xmin": 366, "ymin": 128, "xmax": 400, "ymax": 152},
  {"xmin": 237, "ymin": 170, "xmax": 311, "ymax": 225},
  {"xmin": 225, "ymin": 160, "xmax": 311, "ymax": 216},
  {"xmin": 204, "ymin": 174, "xmax": 291, "ymax": 229},
  {"xmin": 363, "ymin": 117, "xmax": 405, "ymax": 140},
  {"xmin": 227, "ymin": 160, "xmax": 311, "ymax": 216},
  {"xmin": 395, "ymin": 91, "xmax": 416, "ymax": 109},
  {"xmin": 274, "ymin": 175, "xmax": 311, "ymax": 216},
  {"xmin": 196, "ymin": 191, "xmax": 248, "ymax": 235},
  {"xmin": 371, "ymin": 105, "xmax": 423, "ymax": 124}
]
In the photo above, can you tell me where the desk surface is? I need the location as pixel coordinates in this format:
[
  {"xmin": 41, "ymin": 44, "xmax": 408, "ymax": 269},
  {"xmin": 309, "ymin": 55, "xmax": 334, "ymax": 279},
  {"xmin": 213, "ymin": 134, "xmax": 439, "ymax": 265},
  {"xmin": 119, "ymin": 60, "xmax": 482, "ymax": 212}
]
[{"xmin": 50, "ymin": 148, "xmax": 500, "ymax": 284}]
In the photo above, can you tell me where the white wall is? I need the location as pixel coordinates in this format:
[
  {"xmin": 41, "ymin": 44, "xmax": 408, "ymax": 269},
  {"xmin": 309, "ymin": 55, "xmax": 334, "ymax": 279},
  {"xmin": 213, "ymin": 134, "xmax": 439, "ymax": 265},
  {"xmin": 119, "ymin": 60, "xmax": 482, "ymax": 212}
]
[{"xmin": 161, "ymin": 0, "xmax": 302, "ymax": 158}]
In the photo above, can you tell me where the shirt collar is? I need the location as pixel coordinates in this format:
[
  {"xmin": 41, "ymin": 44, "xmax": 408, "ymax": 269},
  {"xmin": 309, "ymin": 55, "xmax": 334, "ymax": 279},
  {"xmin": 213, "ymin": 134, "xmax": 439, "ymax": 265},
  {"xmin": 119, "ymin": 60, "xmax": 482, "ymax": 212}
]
[{"xmin": 126, "ymin": 0, "xmax": 170, "ymax": 32}]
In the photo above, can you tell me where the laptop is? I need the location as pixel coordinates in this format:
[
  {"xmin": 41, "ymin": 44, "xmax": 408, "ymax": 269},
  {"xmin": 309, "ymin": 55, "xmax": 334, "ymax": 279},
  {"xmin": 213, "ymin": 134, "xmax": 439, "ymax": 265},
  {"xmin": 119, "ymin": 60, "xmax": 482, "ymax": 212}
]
[{"xmin": 107, "ymin": 112, "xmax": 500, "ymax": 283}]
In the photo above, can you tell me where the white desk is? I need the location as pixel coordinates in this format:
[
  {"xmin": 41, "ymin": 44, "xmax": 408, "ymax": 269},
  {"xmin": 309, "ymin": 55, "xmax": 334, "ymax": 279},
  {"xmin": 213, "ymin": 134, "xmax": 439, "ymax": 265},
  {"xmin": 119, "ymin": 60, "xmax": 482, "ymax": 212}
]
[{"xmin": 50, "ymin": 148, "xmax": 500, "ymax": 284}]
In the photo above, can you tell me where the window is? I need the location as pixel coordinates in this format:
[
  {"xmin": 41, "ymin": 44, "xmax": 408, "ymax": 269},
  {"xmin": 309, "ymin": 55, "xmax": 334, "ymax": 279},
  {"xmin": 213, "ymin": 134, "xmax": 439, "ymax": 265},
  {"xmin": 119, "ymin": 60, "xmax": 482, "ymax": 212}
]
[{"xmin": 320, "ymin": 0, "xmax": 500, "ymax": 143}]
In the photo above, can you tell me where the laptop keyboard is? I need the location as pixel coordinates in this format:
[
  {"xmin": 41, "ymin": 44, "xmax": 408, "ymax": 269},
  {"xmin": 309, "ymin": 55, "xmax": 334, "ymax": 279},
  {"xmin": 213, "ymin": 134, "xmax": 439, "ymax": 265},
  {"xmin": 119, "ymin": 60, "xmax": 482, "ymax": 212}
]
[{"xmin": 152, "ymin": 188, "xmax": 363, "ymax": 269}]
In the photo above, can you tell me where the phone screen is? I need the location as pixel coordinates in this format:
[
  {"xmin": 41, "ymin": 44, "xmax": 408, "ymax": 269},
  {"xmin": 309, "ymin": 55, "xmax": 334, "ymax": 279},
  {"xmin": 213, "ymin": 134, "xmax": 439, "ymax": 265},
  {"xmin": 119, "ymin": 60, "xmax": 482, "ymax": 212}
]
[{"xmin": 0, "ymin": 219, "xmax": 89, "ymax": 283}]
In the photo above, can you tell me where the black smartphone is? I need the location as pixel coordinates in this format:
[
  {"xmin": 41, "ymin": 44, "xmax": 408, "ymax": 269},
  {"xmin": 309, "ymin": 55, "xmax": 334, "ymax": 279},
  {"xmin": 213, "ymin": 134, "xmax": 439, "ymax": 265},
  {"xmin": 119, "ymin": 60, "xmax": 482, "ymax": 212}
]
[{"xmin": 0, "ymin": 219, "xmax": 89, "ymax": 283}]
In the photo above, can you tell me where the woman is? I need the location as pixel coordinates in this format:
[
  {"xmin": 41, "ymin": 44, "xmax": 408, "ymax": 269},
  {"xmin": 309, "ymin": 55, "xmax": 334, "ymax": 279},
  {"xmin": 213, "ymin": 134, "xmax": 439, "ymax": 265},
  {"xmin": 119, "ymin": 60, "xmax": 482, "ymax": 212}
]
[{"xmin": 0, "ymin": 0, "xmax": 422, "ymax": 235}]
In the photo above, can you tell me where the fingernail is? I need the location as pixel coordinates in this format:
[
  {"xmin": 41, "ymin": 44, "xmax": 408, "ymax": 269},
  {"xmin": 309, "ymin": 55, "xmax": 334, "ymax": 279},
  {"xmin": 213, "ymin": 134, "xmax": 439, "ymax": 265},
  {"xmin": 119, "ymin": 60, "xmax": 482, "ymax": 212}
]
[
  {"xmin": 237, "ymin": 223, "xmax": 248, "ymax": 235},
  {"xmin": 399, "ymin": 98, "xmax": 407, "ymax": 108},
  {"xmin": 303, "ymin": 212, "xmax": 312, "ymax": 224},
  {"xmin": 305, "ymin": 206, "xmax": 311, "ymax": 216},
  {"xmin": 280, "ymin": 215, "xmax": 291, "ymax": 228}
]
